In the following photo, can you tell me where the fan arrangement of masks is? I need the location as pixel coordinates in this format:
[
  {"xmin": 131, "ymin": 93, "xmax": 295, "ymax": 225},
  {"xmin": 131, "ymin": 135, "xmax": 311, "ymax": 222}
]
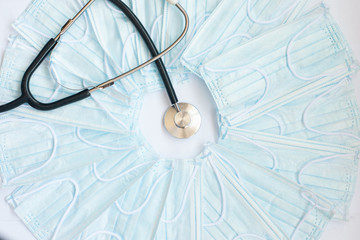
[{"xmin": 0, "ymin": 0, "xmax": 359, "ymax": 239}]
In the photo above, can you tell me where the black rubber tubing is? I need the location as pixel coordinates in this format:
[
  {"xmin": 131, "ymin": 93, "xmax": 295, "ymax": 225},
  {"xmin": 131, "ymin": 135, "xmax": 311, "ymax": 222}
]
[
  {"xmin": 0, "ymin": 0, "xmax": 178, "ymax": 113},
  {"xmin": 0, "ymin": 38, "xmax": 91, "ymax": 112}
]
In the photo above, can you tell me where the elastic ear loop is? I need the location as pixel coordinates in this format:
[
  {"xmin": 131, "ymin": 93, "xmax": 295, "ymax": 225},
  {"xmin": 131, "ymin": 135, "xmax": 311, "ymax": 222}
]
[
  {"xmin": 264, "ymin": 113, "xmax": 286, "ymax": 135},
  {"xmin": 166, "ymin": 13, "xmax": 211, "ymax": 68},
  {"xmin": 183, "ymin": 33, "xmax": 252, "ymax": 62},
  {"xmin": 226, "ymin": 129, "xmax": 278, "ymax": 170},
  {"xmin": 150, "ymin": 15, "xmax": 164, "ymax": 44},
  {"xmin": 160, "ymin": 165, "xmax": 199, "ymax": 224},
  {"xmin": 291, "ymin": 190, "xmax": 334, "ymax": 240},
  {"xmin": 0, "ymin": 119, "xmax": 57, "ymax": 185},
  {"xmin": 247, "ymin": 0, "xmax": 302, "ymax": 24},
  {"xmin": 116, "ymin": 169, "xmax": 173, "ymax": 215},
  {"xmin": 297, "ymin": 153, "xmax": 355, "ymax": 217},
  {"xmin": 12, "ymin": 178, "xmax": 79, "ymax": 240},
  {"xmin": 297, "ymin": 153, "xmax": 355, "ymax": 186},
  {"xmin": 286, "ymin": 13, "xmax": 349, "ymax": 81},
  {"xmin": 302, "ymin": 80, "xmax": 360, "ymax": 141},
  {"xmin": 83, "ymin": 231, "xmax": 122, "ymax": 240}
]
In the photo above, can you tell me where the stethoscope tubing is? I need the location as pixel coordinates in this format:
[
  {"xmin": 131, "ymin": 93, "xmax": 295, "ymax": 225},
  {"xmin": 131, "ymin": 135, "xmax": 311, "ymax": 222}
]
[{"xmin": 0, "ymin": 0, "xmax": 186, "ymax": 113}]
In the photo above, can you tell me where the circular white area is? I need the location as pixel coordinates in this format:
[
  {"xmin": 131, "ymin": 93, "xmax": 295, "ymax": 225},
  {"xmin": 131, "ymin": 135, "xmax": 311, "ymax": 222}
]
[{"xmin": 139, "ymin": 75, "xmax": 219, "ymax": 159}]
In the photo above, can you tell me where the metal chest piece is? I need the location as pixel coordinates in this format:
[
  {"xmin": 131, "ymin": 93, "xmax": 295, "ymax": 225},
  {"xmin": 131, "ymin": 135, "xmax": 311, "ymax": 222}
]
[{"xmin": 164, "ymin": 103, "xmax": 201, "ymax": 139}]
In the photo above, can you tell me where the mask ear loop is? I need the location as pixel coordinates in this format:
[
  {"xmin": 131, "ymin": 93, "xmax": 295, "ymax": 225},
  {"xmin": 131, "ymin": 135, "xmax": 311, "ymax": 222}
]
[
  {"xmin": 183, "ymin": 33, "xmax": 252, "ymax": 62},
  {"xmin": 286, "ymin": 13, "xmax": 350, "ymax": 81},
  {"xmin": 11, "ymin": 178, "xmax": 79, "ymax": 240},
  {"xmin": 247, "ymin": 0, "xmax": 302, "ymax": 24},
  {"xmin": 225, "ymin": 129, "xmax": 278, "ymax": 170},
  {"xmin": 83, "ymin": 231, "xmax": 122, "ymax": 240},
  {"xmin": 264, "ymin": 113, "xmax": 286, "ymax": 135},
  {"xmin": 0, "ymin": 119, "xmax": 57, "ymax": 186},
  {"xmin": 297, "ymin": 153, "xmax": 355, "ymax": 185},
  {"xmin": 150, "ymin": 15, "xmax": 164, "ymax": 44},
  {"xmin": 160, "ymin": 165, "xmax": 199, "ymax": 224},
  {"xmin": 291, "ymin": 190, "xmax": 334, "ymax": 240},
  {"xmin": 116, "ymin": 169, "xmax": 173, "ymax": 215},
  {"xmin": 302, "ymin": 80, "xmax": 360, "ymax": 141}
]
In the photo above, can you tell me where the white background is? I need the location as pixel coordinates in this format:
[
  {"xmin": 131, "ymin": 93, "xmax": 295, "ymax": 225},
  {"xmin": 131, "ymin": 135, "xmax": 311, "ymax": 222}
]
[{"xmin": 0, "ymin": 0, "xmax": 360, "ymax": 239}]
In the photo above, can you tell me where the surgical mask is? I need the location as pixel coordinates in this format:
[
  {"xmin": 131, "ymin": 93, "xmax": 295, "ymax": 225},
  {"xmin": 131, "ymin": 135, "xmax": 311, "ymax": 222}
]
[
  {"xmin": 237, "ymin": 77, "xmax": 360, "ymax": 149},
  {"xmin": 199, "ymin": 149, "xmax": 286, "ymax": 240},
  {"xmin": 0, "ymin": 35, "xmax": 142, "ymax": 133},
  {"xmin": 160, "ymin": 0, "xmax": 222, "ymax": 82},
  {"xmin": 6, "ymin": 144, "xmax": 157, "ymax": 240},
  {"xmin": 74, "ymin": 160, "xmax": 173, "ymax": 240},
  {"xmin": 12, "ymin": 0, "xmax": 141, "ymax": 95},
  {"xmin": 154, "ymin": 159, "xmax": 201, "ymax": 240},
  {"xmin": 199, "ymin": 7, "xmax": 359, "ymax": 127},
  {"xmin": 218, "ymin": 127, "xmax": 359, "ymax": 220},
  {"xmin": 182, "ymin": 0, "xmax": 322, "ymax": 77},
  {"xmin": 204, "ymin": 143, "xmax": 335, "ymax": 239},
  {"xmin": 0, "ymin": 114, "xmax": 143, "ymax": 187}
]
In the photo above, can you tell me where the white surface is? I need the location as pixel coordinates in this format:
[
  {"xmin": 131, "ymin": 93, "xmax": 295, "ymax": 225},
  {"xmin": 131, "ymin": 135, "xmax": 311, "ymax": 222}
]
[{"xmin": 0, "ymin": 0, "xmax": 360, "ymax": 240}]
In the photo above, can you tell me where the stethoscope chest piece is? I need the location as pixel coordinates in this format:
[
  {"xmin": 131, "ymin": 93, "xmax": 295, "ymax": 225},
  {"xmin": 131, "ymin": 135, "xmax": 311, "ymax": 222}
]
[{"xmin": 164, "ymin": 103, "xmax": 201, "ymax": 139}]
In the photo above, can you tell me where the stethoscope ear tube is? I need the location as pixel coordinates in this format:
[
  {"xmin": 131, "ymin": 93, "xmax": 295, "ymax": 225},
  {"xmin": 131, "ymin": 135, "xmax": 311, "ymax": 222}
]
[
  {"xmin": 0, "ymin": 0, "xmax": 186, "ymax": 113},
  {"xmin": 0, "ymin": 39, "xmax": 91, "ymax": 113}
]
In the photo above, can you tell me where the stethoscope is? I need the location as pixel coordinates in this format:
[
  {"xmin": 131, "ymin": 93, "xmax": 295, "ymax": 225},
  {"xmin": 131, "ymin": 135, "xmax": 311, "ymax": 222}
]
[{"xmin": 0, "ymin": 0, "xmax": 201, "ymax": 138}]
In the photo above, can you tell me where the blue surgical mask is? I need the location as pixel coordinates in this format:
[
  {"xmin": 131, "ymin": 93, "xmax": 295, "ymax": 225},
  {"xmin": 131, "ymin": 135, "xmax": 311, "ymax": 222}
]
[
  {"xmin": 182, "ymin": 0, "xmax": 323, "ymax": 77},
  {"xmin": 74, "ymin": 160, "xmax": 174, "ymax": 240},
  {"xmin": 154, "ymin": 159, "xmax": 202, "ymax": 240},
  {"xmin": 204, "ymin": 143, "xmax": 335, "ymax": 239},
  {"xmin": 199, "ymin": 7, "xmax": 359, "ymax": 127},
  {"xmin": 0, "ymin": 114, "xmax": 144, "ymax": 187},
  {"xmin": 218, "ymin": 126, "xmax": 359, "ymax": 220},
  {"xmin": 160, "ymin": 0, "xmax": 222, "ymax": 82},
  {"xmin": 0, "ymin": 35, "xmax": 142, "ymax": 133},
  {"xmin": 6, "ymin": 144, "xmax": 157, "ymax": 240},
  {"xmin": 199, "ymin": 149, "xmax": 286, "ymax": 240},
  {"xmin": 237, "ymin": 77, "xmax": 360, "ymax": 149}
]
